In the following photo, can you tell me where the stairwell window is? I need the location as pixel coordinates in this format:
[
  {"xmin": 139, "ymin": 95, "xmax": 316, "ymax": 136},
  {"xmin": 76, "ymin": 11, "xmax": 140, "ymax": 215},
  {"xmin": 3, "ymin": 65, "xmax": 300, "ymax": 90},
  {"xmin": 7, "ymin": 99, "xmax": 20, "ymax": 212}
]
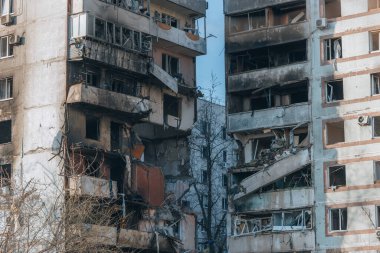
[
  {"xmin": 0, "ymin": 0, "xmax": 12, "ymax": 16},
  {"xmin": 329, "ymin": 208, "xmax": 347, "ymax": 231},
  {"xmin": 0, "ymin": 35, "xmax": 13, "ymax": 58},
  {"xmin": 0, "ymin": 77, "xmax": 12, "ymax": 100}
]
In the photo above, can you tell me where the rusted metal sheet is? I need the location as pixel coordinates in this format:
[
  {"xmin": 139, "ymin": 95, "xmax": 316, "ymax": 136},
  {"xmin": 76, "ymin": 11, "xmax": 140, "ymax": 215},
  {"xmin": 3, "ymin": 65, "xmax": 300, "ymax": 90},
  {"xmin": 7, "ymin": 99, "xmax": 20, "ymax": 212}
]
[{"xmin": 133, "ymin": 162, "xmax": 165, "ymax": 207}]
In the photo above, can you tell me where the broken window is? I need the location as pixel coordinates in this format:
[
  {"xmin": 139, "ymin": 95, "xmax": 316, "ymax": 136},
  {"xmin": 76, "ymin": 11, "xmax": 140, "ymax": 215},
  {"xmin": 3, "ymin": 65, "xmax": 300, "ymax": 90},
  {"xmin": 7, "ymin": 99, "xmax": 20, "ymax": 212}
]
[
  {"xmin": 106, "ymin": 22, "xmax": 114, "ymax": 43},
  {"xmin": 162, "ymin": 54, "xmax": 179, "ymax": 77},
  {"xmin": 85, "ymin": 116, "xmax": 100, "ymax": 140},
  {"xmin": 84, "ymin": 71, "xmax": 99, "ymax": 87},
  {"xmin": 325, "ymin": 0, "xmax": 341, "ymax": 19},
  {"xmin": 328, "ymin": 165, "xmax": 346, "ymax": 188},
  {"xmin": 0, "ymin": 0, "xmax": 12, "ymax": 16},
  {"xmin": 371, "ymin": 31, "xmax": 380, "ymax": 52},
  {"xmin": 133, "ymin": 31, "xmax": 140, "ymax": 51},
  {"xmin": 369, "ymin": 0, "xmax": 380, "ymax": 10},
  {"xmin": 111, "ymin": 122, "xmax": 122, "ymax": 151},
  {"xmin": 222, "ymin": 198, "xmax": 228, "ymax": 210},
  {"xmin": 0, "ymin": 120, "xmax": 11, "ymax": 144},
  {"xmin": 326, "ymin": 121, "xmax": 345, "ymax": 145},
  {"xmin": 324, "ymin": 37, "xmax": 342, "ymax": 61},
  {"xmin": 161, "ymin": 13, "xmax": 178, "ymax": 28},
  {"xmin": 0, "ymin": 164, "xmax": 11, "ymax": 188},
  {"xmin": 377, "ymin": 206, "xmax": 380, "ymax": 227},
  {"xmin": 371, "ymin": 73, "xmax": 380, "ymax": 95},
  {"xmin": 374, "ymin": 161, "xmax": 380, "ymax": 183},
  {"xmin": 122, "ymin": 27, "xmax": 133, "ymax": 50},
  {"xmin": 272, "ymin": 210, "xmax": 312, "ymax": 231},
  {"xmin": 111, "ymin": 77, "xmax": 138, "ymax": 96},
  {"xmin": 95, "ymin": 18, "xmax": 106, "ymax": 40},
  {"xmin": 230, "ymin": 40, "xmax": 307, "ymax": 74},
  {"xmin": 0, "ymin": 77, "xmax": 12, "ymax": 100},
  {"xmin": 163, "ymin": 94, "xmax": 180, "ymax": 118},
  {"xmin": 330, "ymin": 208, "xmax": 347, "ymax": 231},
  {"xmin": 251, "ymin": 91, "xmax": 274, "ymax": 111},
  {"xmin": 0, "ymin": 35, "xmax": 13, "ymax": 59},
  {"xmin": 229, "ymin": 10, "xmax": 266, "ymax": 33},
  {"xmin": 114, "ymin": 25, "xmax": 122, "ymax": 45},
  {"xmin": 326, "ymin": 79, "xmax": 344, "ymax": 102},
  {"xmin": 373, "ymin": 116, "xmax": 380, "ymax": 137},
  {"xmin": 251, "ymin": 137, "xmax": 273, "ymax": 161}
]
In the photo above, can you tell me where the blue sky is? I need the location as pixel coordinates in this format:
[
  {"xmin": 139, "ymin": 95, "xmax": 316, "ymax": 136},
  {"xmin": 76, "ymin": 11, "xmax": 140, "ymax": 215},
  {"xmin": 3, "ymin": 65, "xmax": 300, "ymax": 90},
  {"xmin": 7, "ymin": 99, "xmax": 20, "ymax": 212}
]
[{"xmin": 196, "ymin": 0, "xmax": 225, "ymax": 103}]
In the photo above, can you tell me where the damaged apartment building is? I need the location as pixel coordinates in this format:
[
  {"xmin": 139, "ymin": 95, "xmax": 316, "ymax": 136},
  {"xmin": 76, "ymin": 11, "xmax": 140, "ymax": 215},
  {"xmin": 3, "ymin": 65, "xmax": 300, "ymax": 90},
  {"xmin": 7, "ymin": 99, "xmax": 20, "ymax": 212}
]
[
  {"xmin": 225, "ymin": 0, "xmax": 380, "ymax": 252},
  {"xmin": 0, "ymin": 0, "xmax": 206, "ymax": 252}
]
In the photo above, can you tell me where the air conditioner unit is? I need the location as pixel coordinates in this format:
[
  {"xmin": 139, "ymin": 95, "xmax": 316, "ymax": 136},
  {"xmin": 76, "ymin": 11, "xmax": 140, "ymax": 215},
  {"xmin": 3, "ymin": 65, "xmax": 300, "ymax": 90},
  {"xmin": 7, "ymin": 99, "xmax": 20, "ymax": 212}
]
[
  {"xmin": 376, "ymin": 230, "xmax": 380, "ymax": 238},
  {"xmin": 358, "ymin": 115, "xmax": 371, "ymax": 126},
  {"xmin": 1, "ymin": 14, "xmax": 12, "ymax": 26},
  {"xmin": 316, "ymin": 18, "xmax": 328, "ymax": 29},
  {"xmin": 9, "ymin": 35, "xmax": 22, "ymax": 46}
]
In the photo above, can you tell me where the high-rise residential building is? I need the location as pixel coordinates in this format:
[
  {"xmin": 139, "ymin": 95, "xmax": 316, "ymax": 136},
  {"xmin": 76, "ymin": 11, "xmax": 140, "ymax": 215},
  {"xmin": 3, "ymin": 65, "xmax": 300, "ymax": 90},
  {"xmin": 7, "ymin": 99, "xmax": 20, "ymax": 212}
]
[
  {"xmin": 225, "ymin": 0, "xmax": 380, "ymax": 252},
  {"xmin": 0, "ymin": 0, "xmax": 206, "ymax": 251}
]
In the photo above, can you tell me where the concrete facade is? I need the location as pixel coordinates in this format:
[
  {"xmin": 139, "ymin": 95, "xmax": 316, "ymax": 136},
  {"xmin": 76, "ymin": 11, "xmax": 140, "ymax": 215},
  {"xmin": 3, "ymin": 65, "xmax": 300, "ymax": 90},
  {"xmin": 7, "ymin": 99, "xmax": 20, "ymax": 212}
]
[
  {"xmin": 0, "ymin": 0, "xmax": 206, "ymax": 251},
  {"xmin": 225, "ymin": 0, "xmax": 380, "ymax": 252}
]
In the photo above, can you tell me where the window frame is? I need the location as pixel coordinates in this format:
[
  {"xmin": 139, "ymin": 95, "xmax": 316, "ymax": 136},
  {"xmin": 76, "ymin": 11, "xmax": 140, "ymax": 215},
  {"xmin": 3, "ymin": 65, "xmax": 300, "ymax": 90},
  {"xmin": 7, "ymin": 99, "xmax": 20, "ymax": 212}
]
[
  {"xmin": 0, "ymin": 35, "xmax": 14, "ymax": 59},
  {"xmin": 0, "ymin": 163, "xmax": 11, "ymax": 188},
  {"xmin": 85, "ymin": 116, "xmax": 100, "ymax": 141},
  {"xmin": 373, "ymin": 116, "xmax": 380, "ymax": 138},
  {"xmin": 324, "ymin": 37, "xmax": 342, "ymax": 61},
  {"xmin": 370, "ymin": 30, "xmax": 380, "ymax": 52},
  {"xmin": 0, "ymin": 0, "xmax": 13, "ymax": 16},
  {"xmin": 222, "ymin": 197, "xmax": 228, "ymax": 211},
  {"xmin": 371, "ymin": 73, "xmax": 380, "ymax": 96},
  {"xmin": 0, "ymin": 77, "xmax": 12, "ymax": 101},
  {"xmin": 329, "ymin": 208, "xmax": 348, "ymax": 232},
  {"xmin": 325, "ymin": 79, "xmax": 344, "ymax": 103},
  {"xmin": 328, "ymin": 165, "xmax": 346, "ymax": 188}
]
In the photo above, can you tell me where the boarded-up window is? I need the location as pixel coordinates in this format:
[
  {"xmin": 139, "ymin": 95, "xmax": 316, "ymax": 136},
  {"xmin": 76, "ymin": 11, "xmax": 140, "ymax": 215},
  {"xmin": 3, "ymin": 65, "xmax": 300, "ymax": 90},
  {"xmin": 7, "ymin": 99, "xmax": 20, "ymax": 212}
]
[
  {"xmin": 0, "ymin": 120, "xmax": 11, "ymax": 144},
  {"xmin": 326, "ymin": 121, "xmax": 345, "ymax": 145},
  {"xmin": 330, "ymin": 208, "xmax": 347, "ymax": 231},
  {"xmin": 328, "ymin": 165, "xmax": 346, "ymax": 187}
]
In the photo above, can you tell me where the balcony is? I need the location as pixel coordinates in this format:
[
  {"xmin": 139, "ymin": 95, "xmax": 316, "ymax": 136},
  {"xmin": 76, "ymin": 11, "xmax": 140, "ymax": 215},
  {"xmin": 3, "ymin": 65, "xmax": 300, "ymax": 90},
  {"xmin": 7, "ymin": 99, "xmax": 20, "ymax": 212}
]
[
  {"xmin": 118, "ymin": 228, "xmax": 173, "ymax": 252},
  {"xmin": 234, "ymin": 188, "xmax": 314, "ymax": 213},
  {"xmin": 68, "ymin": 175, "xmax": 118, "ymax": 198},
  {"xmin": 228, "ymin": 61, "xmax": 310, "ymax": 93},
  {"xmin": 227, "ymin": 21, "xmax": 309, "ymax": 53},
  {"xmin": 68, "ymin": 39, "xmax": 149, "ymax": 76},
  {"xmin": 71, "ymin": 0, "xmax": 206, "ymax": 56},
  {"xmin": 234, "ymin": 149, "xmax": 311, "ymax": 200},
  {"xmin": 228, "ymin": 230, "xmax": 315, "ymax": 253},
  {"xmin": 66, "ymin": 84, "xmax": 151, "ymax": 118},
  {"xmin": 228, "ymin": 103, "xmax": 310, "ymax": 133}
]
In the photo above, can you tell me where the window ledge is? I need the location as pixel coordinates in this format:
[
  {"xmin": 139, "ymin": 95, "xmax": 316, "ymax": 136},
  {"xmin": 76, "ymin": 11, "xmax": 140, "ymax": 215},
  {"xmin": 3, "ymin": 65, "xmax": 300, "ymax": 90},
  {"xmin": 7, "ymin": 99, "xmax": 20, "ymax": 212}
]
[
  {"xmin": 0, "ymin": 56, "xmax": 14, "ymax": 61},
  {"xmin": 0, "ymin": 98, "xmax": 13, "ymax": 102}
]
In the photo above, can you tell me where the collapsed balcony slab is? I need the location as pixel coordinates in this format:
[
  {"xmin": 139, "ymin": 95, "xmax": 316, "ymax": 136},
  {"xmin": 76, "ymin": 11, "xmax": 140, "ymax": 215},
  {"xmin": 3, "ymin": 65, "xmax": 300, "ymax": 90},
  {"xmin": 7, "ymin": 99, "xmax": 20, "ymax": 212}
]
[{"xmin": 234, "ymin": 149, "xmax": 310, "ymax": 200}]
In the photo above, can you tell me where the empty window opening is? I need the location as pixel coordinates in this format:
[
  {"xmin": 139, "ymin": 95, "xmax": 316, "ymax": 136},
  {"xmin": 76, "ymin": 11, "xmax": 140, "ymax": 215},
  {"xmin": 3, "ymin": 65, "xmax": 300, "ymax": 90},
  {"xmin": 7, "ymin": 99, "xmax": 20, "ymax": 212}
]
[
  {"xmin": 330, "ymin": 208, "xmax": 347, "ymax": 231},
  {"xmin": 86, "ymin": 116, "xmax": 100, "ymax": 140},
  {"xmin": 202, "ymin": 146, "xmax": 209, "ymax": 159},
  {"xmin": 0, "ymin": 120, "xmax": 11, "ymax": 144},
  {"xmin": 84, "ymin": 71, "xmax": 99, "ymax": 87},
  {"xmin": 229, "ymin": 10, "xmax": 266, "ymax": 33},
  {"xmin": 326, "ymin": 121, "xmax": 345, "ymax": 145},
  {"xmin": 251, "ymin": 137, "xmax": 273, "ymax": 161},
  {"xmin": 111, "ymin": 122, "xmax": 122, "ymax": 151},
  {"xmin": 95, "ymin": 18, "xmax": 106, "ymax": 40},
  {"xmin": 162, "ymin": 54, "xmax": 179, "ymax": 77},
  {"xmin": 0, "ymin": 35, "xmax": 13, "ymax": 59},
  {"xmin": 230, "ymin": 40, "xmax": 307, "ymax": 74},
  {"xmin": 161, "ymin": 13, "xmax": 178, "ymax": 28},
  {"xmin": 377, "ymin": 206, "xmax": 380, "ymax": 227},
  {"xmin": 0, "ymin": 77, "xmax": 12, "ymax": 100},
  {"xmin": 259, "ymin": 165, "xmax": 312, "ymax": 193},
  {"xmin": 324, "ymin": 37, "xmax": 342, "ymax": 61},
  {"xmin": 373, "ymin": 116, "xmax": 380, "ymax": 137},
  {"xmin": 328, "ymin": 165, "xmax": 346, "ymax": 188},
  {"xmin": 201, "ymin": 170, "xmax": 208, "ymax": 184},
  {"xmin": 222, "ymin": 198, "xmax": 228, "ymax": 210},
  {"xmin": 369, "ymin": 0, "xmax": 380, "ymax": 10},
  {"xmin": 374, "ymin": 161, "xmax": 380, "ymax": 183},
  {"xmin": 111, "ymin": 77, "xmax": 139, "ymax": 96},
  {"xmin": 326, "ymin": 79, "xmax": 344, "ymax": 102},
  {"xmin": 371, "ymin": 31, "xmax": 380, "ymax": 52},
  {"xmin": 272, "ymin": 210, "xmax": 312, "ymax": 231},
  {"xmin": 0, "ymin": 164, "xmax": 11, "ymax": 188},
  {"xmin": 0, "ymin": 0, "xmax": 13, "ymax": 16},
  {"xmin": 223, "ymin": 150, "xmax": 227, "ymax": 162},
  {"xmin": 223, "ymin": 174, "xmax": 228, "ymax": 187},
  {"xmin": 372, "ymin": 73, "xmax": 380, "ymax": 95},
  {"xmin": 325, "ymin": 0, "xmax": 341, "ymax": 19},
  {"xmin": 272, "ymin": 1, "xmax": 306, "ymax": 26},
  {"xmin": 163, "ymin": 94, "xmax": 180, "ymax": 118}
]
